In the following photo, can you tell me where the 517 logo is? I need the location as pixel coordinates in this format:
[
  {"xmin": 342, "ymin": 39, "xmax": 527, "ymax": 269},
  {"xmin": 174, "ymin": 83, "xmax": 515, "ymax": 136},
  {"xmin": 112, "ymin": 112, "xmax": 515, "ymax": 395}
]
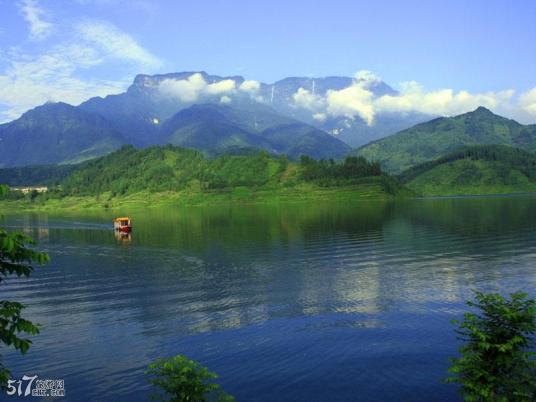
[{"xmin": 5, "ymin": 375, "xmax": 65, "ymax": 397}]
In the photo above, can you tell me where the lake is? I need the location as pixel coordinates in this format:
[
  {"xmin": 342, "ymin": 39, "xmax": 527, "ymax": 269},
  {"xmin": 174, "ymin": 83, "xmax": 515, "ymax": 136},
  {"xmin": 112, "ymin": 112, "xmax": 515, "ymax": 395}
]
[{"xmin": 2, "ymin": 196, "xmax": 536, "ymax": 401}]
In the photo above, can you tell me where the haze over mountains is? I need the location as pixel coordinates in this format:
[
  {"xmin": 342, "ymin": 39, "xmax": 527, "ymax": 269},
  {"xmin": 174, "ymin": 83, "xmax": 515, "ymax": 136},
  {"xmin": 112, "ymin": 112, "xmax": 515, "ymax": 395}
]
[{"xmin": 0, "ymin": 71, "xmax": 429, "ymax": 167}]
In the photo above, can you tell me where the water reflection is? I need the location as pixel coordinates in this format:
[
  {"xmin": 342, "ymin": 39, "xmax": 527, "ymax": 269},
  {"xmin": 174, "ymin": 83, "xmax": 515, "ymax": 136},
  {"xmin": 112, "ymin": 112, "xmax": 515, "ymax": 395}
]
[
  {"xmin": 114, "ymin": 231, "xmax": 132, "ymax": 243},
  {"xmin": 2, "ymin": 197, "xmax": 536, "ymax": 401}
]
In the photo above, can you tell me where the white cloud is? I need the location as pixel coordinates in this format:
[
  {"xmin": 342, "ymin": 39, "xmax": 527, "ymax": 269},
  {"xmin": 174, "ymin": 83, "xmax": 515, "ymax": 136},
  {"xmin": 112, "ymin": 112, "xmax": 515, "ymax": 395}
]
[
  {"xmin": 291, "ymin": 70, "xmax": 521, "ymax": 126},
  {"xmin": 0, "ymin": 44, "xmax": 126, "ymax": 122},
  {"xmin": 519, "ymin": 88, "xmax": 536, "ymax": 116},
  {"xmin": 239, "ymin": 79, "xmax": 260, "ymax": 93},
  {"xmin": 326, "ymin": 82, "xmax": 376, "ymax": 125},
  {"xmin": 158, "ymin": 73, "xmax": 237, "ymax": 103},
  {"xmin": 19, "ymin": 0, "xmax": 53, "ymax": 41},
  {"xmin": 75, "ymin": 21, "xmax": 162, "ymax": 69},
  {"xmin": 219, "ymin": 95, "xmax": 231, "ymax": 104},
  {"xmin": 355, "ymin": 70, "xmax": 381, "ymax": 85},
  {"xmin": 239, "ymin": 79, "xmax": 263, "ymax": 101},
  {"xmin": 205, "ymin": 79, "xmax": 236, "ymax": 95},
  {"xmin": 313, "ymin": 112, "xmax": 327, "ymax": 122},
  {"xmin": 292, "ymin": 87, "xmax": 325, "ymax": 110},
  {"xmin": 291, "ymin": 71, "xmax": 378, "ymax": 124},
  {"xmin": 158, "ymin": 74, "xmax": 206, "ymax": 102},
  {"xmin": 375, "ymin": 88, "xmax": 515, "ymax": 117},
  {"xmin": 0, "ymin": 16, "xmax": 165, "ymax": 121}
]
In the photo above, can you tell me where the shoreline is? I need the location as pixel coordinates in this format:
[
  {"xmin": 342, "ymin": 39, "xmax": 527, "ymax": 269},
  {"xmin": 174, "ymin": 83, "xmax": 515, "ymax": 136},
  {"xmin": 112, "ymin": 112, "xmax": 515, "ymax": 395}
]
[
  {"xmin": 414, "ymin": 191, "xmax": 536, "ymax": 200},
  {"xmin": 0, "ymin": 183, "xmax": 404, "ymax": 212},
  {"xmin": 3, "ymin": 186, "xmax": 536, "ymax": 213}
]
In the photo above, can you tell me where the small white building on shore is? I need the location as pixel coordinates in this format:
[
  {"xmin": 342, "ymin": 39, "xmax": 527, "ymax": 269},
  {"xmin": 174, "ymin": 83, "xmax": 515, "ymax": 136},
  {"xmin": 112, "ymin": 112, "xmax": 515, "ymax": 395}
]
[{"xmin": 10, "ymin": 186, "xmax": 48, "ymax": 194}]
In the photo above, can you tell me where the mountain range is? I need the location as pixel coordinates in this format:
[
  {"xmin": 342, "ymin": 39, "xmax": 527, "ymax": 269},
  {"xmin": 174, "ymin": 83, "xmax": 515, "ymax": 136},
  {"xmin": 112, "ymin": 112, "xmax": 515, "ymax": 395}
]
[
  {"xmin": 3, "ymin": 70, "xmax": 536, "ymax": 174},
  {"xmin": 0, "ymin": 71, "xmax": 429, "ymax": 167},
  {"xmin": 80, "ymin": 71, "xmax": 423, "ymax": 147},
  {"xmin": 4, "ymin": 99, "xmax": 536, "ymax": 198}
]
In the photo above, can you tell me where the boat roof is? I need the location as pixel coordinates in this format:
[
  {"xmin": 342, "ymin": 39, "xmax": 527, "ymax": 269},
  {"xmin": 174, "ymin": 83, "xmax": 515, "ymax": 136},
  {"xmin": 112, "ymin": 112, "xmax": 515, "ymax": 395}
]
[{"xmin": 113, "ymin": 217, "xmax": 131, "ymax": 221}]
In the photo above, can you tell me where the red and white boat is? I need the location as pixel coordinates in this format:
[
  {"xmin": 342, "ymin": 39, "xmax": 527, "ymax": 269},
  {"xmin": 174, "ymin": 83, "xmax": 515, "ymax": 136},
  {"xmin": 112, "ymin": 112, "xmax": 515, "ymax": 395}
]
[{"xmin": 113, "ymin": 217, "xmax": 132, "ymax": 233}]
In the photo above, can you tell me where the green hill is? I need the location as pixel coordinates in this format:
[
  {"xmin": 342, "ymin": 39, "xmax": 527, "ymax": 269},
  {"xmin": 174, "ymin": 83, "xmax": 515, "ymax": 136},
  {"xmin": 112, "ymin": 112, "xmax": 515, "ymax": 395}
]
[
  {"xmin": 0, "ymin": 145, "xmax": 408, "ymax": 209},
  {"xmin": 354, "ymin": 107, "xmax": 536, "ymax": 174},
  {"xmin": 60, "ymin": 145, "xmax": 399, "ymax": 196},
  {"xmin": 0, "ymin": 164, "xmax": 77, "ymax": 186},
  {"xmin": 400, "ymin": 145, "xmax": 536, "ymax": 196},
  {"xmin": 61, "ymin": 145, "xmax": 288, "ymax": 195}
]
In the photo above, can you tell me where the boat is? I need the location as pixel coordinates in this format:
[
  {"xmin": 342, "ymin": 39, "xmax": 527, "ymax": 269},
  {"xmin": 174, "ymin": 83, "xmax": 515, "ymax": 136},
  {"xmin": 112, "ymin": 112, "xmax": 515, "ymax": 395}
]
[{"xmin": 113, "ymin": 217, "xmax": 132, "ymax": 233}]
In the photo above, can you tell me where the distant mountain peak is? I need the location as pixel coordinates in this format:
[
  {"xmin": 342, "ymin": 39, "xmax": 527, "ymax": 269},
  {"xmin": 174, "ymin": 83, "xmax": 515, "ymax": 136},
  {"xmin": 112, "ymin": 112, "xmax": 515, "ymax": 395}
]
[
  {"xmin": 31, "ymin": 101, "xmax": 73, "ymax": 111},
  {"xmin": 19, "ymin": 101, "xmax": 82, "ymax": 120},
  {"xmin": 462, "ymin": 106, "xmax": 513, "ymax": 123},
  {"xmin": 474, "ymin": 106, "xmax": 492, "ymax": 113}
]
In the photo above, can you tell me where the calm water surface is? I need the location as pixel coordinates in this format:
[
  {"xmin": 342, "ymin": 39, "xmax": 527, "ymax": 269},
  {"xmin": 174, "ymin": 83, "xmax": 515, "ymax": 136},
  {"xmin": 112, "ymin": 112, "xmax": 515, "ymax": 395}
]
[{"xmin": 2, "ymin": 197, "xmax": 536, "ymax": 401}]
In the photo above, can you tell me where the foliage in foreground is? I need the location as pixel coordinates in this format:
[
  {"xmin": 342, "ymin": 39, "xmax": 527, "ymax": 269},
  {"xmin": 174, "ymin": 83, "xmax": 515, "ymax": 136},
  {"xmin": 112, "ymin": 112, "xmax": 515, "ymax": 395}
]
[
  {"xmin": 146, "ymin": 355, "xmax": 234, "ymax": 402},
  {"xmin": 447, "ymin": 291, "xmax": 536, "ymax": 401},
  {"xmin": 0, "ymin": 184, "xmax": 49, "ymax": 387}
]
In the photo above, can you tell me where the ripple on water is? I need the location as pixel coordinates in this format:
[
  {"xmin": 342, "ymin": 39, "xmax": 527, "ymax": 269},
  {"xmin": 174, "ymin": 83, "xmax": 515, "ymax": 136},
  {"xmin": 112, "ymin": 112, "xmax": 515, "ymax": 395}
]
[{"xmin": 2, "ymin": 198, "xmax": 536, "ymax": 401}]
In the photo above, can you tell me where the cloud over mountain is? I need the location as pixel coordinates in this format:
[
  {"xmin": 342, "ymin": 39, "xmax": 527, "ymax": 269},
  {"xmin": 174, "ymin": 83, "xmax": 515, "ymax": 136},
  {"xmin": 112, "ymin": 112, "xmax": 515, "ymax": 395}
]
[
  {"xmin": 157, "ymin": 74, "xmax": 264, "ymax": 104},
  {"xmin": 520, "ymin": 88, "xmax": 536, "ymax": 116},
  {"xmin": 289, "ymin": 71, "xmax": 532, "ymax": 126},
  {"xmin": 157, "ymin": 73, "xmax": 237, "ymax": 102}
]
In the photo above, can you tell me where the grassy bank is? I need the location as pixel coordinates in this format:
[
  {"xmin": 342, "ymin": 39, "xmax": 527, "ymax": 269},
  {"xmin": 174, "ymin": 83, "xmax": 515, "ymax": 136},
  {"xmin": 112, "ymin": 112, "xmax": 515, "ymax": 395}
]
[
  {"xmin": 0, "ymin": 146, "xmax": 414, "ymax": 211},
  {"xmin": 0, "ymin": 179, "xmax": 411, "ymax": 212}
]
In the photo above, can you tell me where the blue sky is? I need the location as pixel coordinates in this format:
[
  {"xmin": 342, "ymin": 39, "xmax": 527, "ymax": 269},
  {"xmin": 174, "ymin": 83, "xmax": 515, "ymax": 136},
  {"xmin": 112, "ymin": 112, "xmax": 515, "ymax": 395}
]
[{"xmin": 1, "ymin": 0, "xmax": 535, "ymax": 123}]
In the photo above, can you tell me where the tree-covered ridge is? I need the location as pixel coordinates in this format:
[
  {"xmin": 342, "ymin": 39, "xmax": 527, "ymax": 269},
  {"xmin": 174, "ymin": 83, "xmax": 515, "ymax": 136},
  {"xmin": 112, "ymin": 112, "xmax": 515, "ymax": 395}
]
[
  {"xmin": 399, "ymin": 145, "xmax": 536, "ymax": 183},
  {"xmin": 0, "ymin": 165, "xmax": 77, "ymax": 187},
  {"xmin": 354, "ymin": 107, "xmax": 536, "ymax": 174},
  {"xmin": 299, "ymin": 155, "xmax": 381, "ymax": 181},
  {"xmin": 58, "ymin": 145, "xmax": 394, "ymax": 197},
  {"xmin": 298, "ymin": 155, "xmax": 402, "ymax": 194},
  {"xmin": 60, "ymin": 145, "xmax": 278, "ymax": 195},
  {"xmin": 401, "ymin": 145, "xmax": 536, "ymax": 196}
]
